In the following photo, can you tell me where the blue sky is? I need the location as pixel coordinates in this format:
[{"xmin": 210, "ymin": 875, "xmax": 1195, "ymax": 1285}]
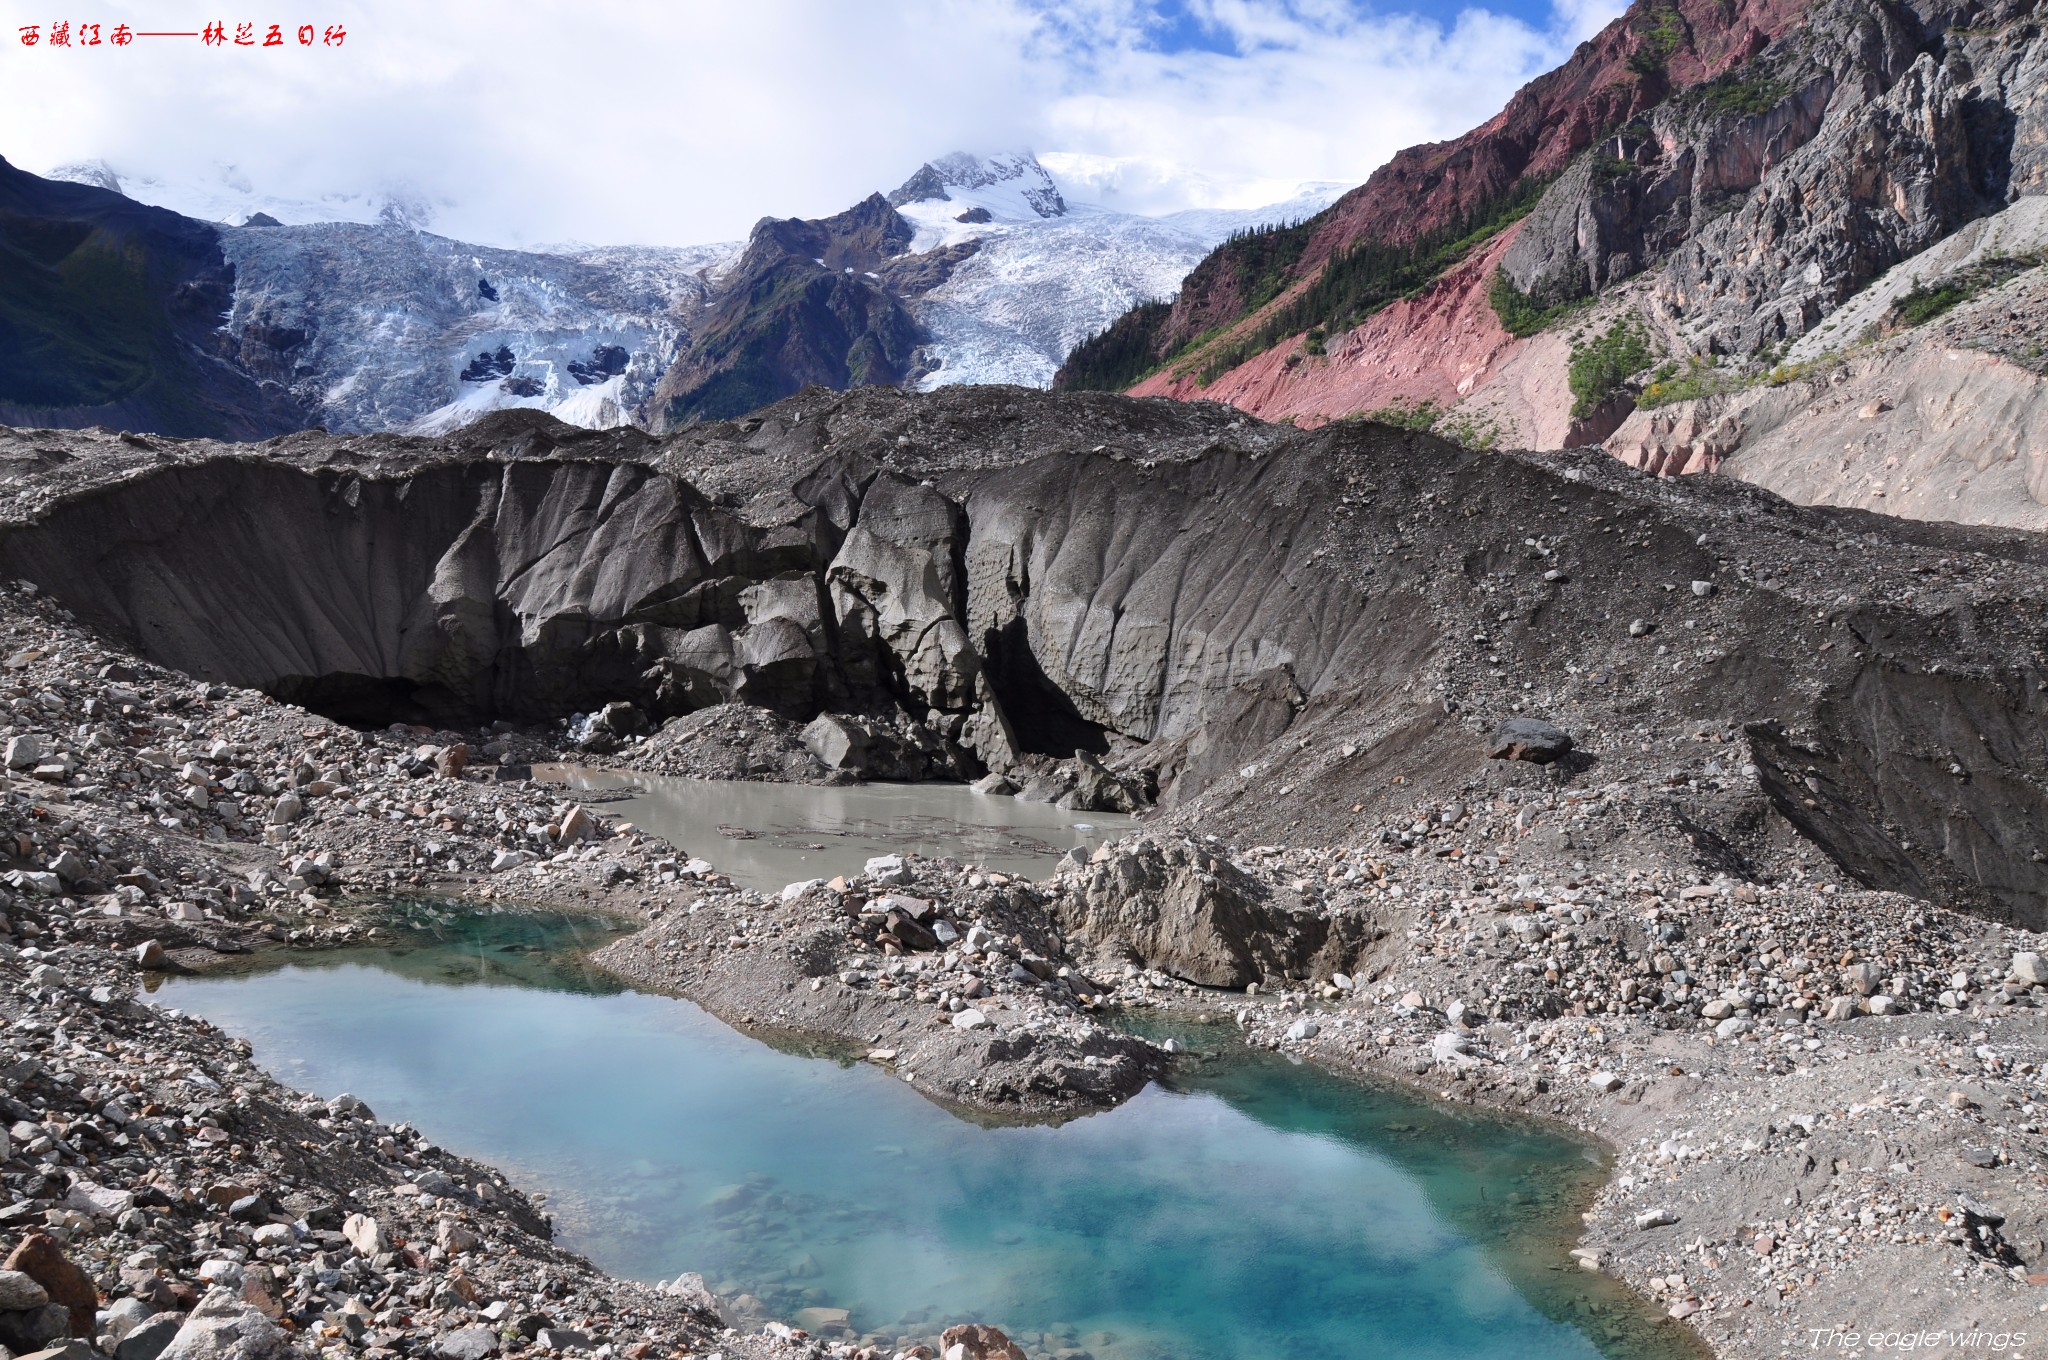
[
  {"xmin": 0, "ymin": 0, "xmax": 1629, "ymax": 245},
  {"xmin": 1135, "ymin": 0, "xmax": 1569, "ymax": 54}
]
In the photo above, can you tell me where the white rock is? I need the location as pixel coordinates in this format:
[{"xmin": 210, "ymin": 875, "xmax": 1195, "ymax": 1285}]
[
  {"xmin": 864, "ymin": 854, "xmax": 913, "ymax": 885},
  {"xmin": 195, "ymin": 1259, "xmax": 243, "ymax": 1287},
  {"xmin": 2010, "ymin": 952, "xmax": 2047, "ymax": 987},
  {"xmin": 65, "ymin": 1179, "xmax": 135, "ymax": 1217},
  {"xmin": 1286, "ymin": 1018, "xmax": 1320, "ymax": 1042},
  {"xmin": 534, "ymin": 1330, "xmax": 589, "ymax": 1353},
  {"xmin": 267, "ymin": 792, "xmax": 304, "ymax": 825},
  {"xmin": 4, "ymin": 734, "xmax": 42, "ymax": 769},
  {"xmin": 342, "ymin": 1212, "xmax": 388, "ymax": 1257},
  {"xmin": 157, "ymin": 1287, "xmax": 296, "ymax": 1360},
  {"xmin": 1714, "ymin": 1016, "xmax": 1755, "ymax": 1039},
  {"xmin": 1634, "ymin": 1207, "xmax": 1679, "ymax": 1229},
  {"xmin": 951, "ymin": 1008, "xmax": 991, "ymax": 1031},
  {"xmin": 1588, "ymin": 1071, "xmax": 1623, "ymax": 1093}
]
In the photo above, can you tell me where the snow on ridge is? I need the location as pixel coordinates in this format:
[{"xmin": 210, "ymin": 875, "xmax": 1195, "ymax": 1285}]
[
  {"xmin": 1160, "ymin": 182, "xmax": 1351, "ymax": 239},
  {"xmin": 43, "ymin": 147, "xmax": 1356, "ymax": 430},
  {"xmin": 47, "ymin": 158, "xmax": 435, "ymax": 230},
  {"xmin": 893, "ymin": 151, "xmax": 1071, "ymax": 253},
  {"xmin": 908, "ymin": 175, "xmax": 1351, "ymax": 393}
]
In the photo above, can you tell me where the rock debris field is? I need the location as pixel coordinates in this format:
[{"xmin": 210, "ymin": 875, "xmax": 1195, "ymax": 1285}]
[{"xmin": 0, "ymin": 388, "xmax": 2047, "ymax": 1359}]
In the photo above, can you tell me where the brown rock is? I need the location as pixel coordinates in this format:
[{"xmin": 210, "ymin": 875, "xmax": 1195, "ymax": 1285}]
[
  {"xmin": 436, "ymin": 744, "xmax": 470, "ymax": 777},
  {"xmin": 241, "ymin": 1275, "xmax": 282, "ymax": 1319},
  {"xmin": 938, "ymin": 1324, "xmax": 1026, "ymax": 1360},
  {"xmin": 884, "ymin": 908, "xmax": 938, "ymax": 951},
  {"xmin": 4, "ymin": 1233, "xmax": 97, "ymax": 1335},
  {"xmin": 203, "ymin": 1183, "xmax": 253, "ymax": 1208}
]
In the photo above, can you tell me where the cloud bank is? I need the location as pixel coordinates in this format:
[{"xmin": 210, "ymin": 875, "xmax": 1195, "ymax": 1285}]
[{"xmin": 0, "ymin": 0, "xmax": 1629, "ymax": 247}]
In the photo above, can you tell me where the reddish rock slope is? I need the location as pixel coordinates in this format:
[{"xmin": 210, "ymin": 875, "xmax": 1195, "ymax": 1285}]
[
  {"xmin": 1085, "ymin": 0, "xmax": 1812, "ymax": 420},
  {"xmin": 1130, "ymin": 228, "xmax": 1526, "ymax": 425}
]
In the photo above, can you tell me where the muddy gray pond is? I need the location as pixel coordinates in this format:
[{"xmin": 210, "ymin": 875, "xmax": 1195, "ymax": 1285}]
[
  {"xmin": 536, "ymin": 767, "xmax": 1137, "ymax": 892},
  {"xmin": 160, "ymin": 905, "xmax": 1704, "ymax": 1360}
]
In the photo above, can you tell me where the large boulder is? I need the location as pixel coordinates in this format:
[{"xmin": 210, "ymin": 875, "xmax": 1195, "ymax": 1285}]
[
  {"xmin": 657, "ymin": 1272, "xmax": 721, "ymax": 1319},
  {"xmin": 115, "ymin": 1312, "xmax": 183, "ymax": 1360},
  {"xmin": 1060, "ymin": 751, "xmax": 1145, "ymax": 813},
  {"xmin": 799, "ymin": 710, "xmax": 977, "ymax": 781},
  {"xmin": 734, "ymin": 616, "xmax": 820, "ymax": 713},
  {"xmin": 154, "ymin": 1289, "xmax": 295, "ymax": 1360},
  {"xmin": 2, "ymin": 1235, "xmax": 95, "ymax": 1336},
  {"xmin": 801, "ymin": 713, "xmax": 870, "ymax": 770},
  {"xmin": 0, "ymin": 1302, "xmax": 71, "ymax": 1355},
  {"xmin": 1055, "ymin": 836, "xmax": 1378, "ymax": 988},
  {"xmin": 1488, "ymin": 716, "xmax": 1573, "ymax": 764}
]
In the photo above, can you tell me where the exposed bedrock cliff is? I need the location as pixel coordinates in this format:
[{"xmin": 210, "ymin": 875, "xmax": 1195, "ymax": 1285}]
[
  {"xmin": 1503, "ymin": 0, "xmax": 2047, "ymax": 356},
  {"xmin": 9, "ymin": 388, "xmax": 2048, "ymax": 926}
]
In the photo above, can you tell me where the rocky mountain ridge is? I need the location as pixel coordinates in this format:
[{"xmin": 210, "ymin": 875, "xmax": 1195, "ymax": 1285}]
[
  {"xmin": 0, "ymin": 156, "xmax": 307, "ymax": 441},
  {"xmin": 1059, "ymin": 0, "xmax": 2048, "ymax": 531},
  {"xmin": 21, "ymin": 153, "xmax": 1339, "ymax": 438}
]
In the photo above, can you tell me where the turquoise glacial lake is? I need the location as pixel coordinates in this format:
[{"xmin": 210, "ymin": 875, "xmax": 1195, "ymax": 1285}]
[{"xmin": 157, "ymin": 906, "xmax": 1701, "ymax": 1360}]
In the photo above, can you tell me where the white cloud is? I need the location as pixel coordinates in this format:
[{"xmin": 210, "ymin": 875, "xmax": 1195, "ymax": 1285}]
[
  {"xmin": 0, "ymin": 0, "xmax": 1629, "ymax": 247},
  {"xmin": 1033, "ymin": 0, "xmax": 1630, "ymax": 216}
]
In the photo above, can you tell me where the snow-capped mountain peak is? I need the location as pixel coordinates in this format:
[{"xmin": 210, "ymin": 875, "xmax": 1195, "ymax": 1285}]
[
  {"xmin": 45, "ymin": 158, "xmax": 438, "ymax": 231},
  {"xmin": 890, "ymin": 152, "xmax": 1070, "ymax": 252},
  {"xmin": 46, "ymin": 159, "xmax": 124, "ymax": 195},
  {"xmin": 891, "ymin": 151, "xmax": 1066, "ymax": 219}
]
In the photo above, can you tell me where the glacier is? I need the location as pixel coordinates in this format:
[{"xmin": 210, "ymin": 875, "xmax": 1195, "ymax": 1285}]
[
  {"xmin": 48, "ymin": 151, "xmax": 1344, "ymax": 433},
  {"xmin": 895, "ymin": 158, "xmax": 1347, "ymax": 390},
  {"xmin": 217, "ymin": 225, "xmax": 738, "ymax": 435}
]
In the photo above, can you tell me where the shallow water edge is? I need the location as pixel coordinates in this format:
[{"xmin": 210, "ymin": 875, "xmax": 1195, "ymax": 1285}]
[{"xmin": 160, "ymin": 900, "xmax": 1711, "ymax": 1360}]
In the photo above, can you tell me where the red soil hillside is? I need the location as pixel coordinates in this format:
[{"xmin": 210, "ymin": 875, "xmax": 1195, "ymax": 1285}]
[
  {"xmin": 1130, "ymin": 228, "xmax": 1527, "ymax": 425},
  {"xmin": 1065, "ymin": 0, "xmax": 1812, "ymax": 418}
]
